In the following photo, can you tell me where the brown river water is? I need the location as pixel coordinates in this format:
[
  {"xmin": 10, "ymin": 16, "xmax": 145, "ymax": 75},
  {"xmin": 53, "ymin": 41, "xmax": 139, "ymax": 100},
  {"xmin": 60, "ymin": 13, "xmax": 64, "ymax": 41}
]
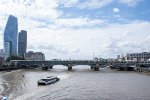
[{"xmin": 0, "ymin": 65, "xmax": 150, "ymax": 100}]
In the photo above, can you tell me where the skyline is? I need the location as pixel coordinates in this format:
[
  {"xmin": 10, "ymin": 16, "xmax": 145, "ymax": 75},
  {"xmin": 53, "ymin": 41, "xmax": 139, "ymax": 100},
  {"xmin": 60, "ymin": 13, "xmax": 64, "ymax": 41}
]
[{"xmin": 0, "ymin": 0, "xmax": 150, "ymax": 60}]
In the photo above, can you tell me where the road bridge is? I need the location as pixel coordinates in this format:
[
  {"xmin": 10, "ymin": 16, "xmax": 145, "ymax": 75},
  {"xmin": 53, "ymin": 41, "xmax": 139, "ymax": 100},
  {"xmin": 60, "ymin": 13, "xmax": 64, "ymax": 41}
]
[{"xmin": 10, "ymin": 60, "xmax": 150, "ymax": 71}]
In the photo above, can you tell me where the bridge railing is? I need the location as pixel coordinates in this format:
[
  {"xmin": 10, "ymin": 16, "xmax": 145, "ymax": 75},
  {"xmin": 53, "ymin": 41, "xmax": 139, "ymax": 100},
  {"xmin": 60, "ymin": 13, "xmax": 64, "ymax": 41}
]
[{"xmin": 10, "ymin": 60, "xmax": 150, "ymax": 68}]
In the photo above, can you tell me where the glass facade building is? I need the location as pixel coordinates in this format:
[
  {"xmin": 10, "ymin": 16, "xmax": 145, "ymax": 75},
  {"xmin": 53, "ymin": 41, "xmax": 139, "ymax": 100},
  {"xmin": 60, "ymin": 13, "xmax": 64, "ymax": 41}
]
[
  {"xmin": 4, "ymin": 15, "xmax": 18, "ymax": 60},
  {"xmin": 18, "ymin": 30, "xmax": 27, "ymax": 58},
  {"xmin": 0, "ymin": 49, "xmax": 4, "ymax": 64},
  {"xmin": 4, "ymin": 42, "xmax": 11, "ymax": 60},
  {"xmin": 0, "ymin": 49, "xmax": 4, "ymax": 57}
]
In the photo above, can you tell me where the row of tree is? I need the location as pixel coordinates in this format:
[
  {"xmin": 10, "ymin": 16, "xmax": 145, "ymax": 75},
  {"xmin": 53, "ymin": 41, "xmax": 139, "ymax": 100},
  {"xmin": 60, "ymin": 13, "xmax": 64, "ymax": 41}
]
[{"xmin": 6, "ymin": 55, "xmax": 25, "ymax": 62}]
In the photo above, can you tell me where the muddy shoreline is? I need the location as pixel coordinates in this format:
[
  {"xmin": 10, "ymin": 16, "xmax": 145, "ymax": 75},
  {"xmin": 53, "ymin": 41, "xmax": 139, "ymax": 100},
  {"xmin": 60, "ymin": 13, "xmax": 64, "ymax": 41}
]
[
  {"xmin": 0, "ymin": 70, "xmax": 23, "ymax": 99},
  {"xmin": 0, "ymin": 66, "xmax": 24, "ymax": 71}
]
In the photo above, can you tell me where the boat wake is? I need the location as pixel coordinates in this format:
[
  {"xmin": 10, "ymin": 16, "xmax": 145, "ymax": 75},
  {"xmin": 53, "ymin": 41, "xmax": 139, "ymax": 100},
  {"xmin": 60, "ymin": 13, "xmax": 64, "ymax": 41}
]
[{"xmin": 57, "ymin": 73, "xmax": 72, "ymax": 80}]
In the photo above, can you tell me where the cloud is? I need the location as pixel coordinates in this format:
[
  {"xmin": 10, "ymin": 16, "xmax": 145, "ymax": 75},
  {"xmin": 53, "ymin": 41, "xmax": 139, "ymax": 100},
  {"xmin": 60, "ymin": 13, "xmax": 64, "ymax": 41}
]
[
  {"xmin": 0, "ymin": 0, "xmax": 62, "ymax": 20},
  {"xmin": 113, "ymin": 8, "xmax": 120, "ymax": 13},
  {"xmin": 78, "ymin": 0, "xmax": 113, "ymax": 9},
  {"xmin": 59, "ymin": 0, "xmax": 79, "ymax": 7},
  {"xmin": 1, "ymin": 14, "xmax": 150, "ymax": 59},
  {"xmin": 60, "ymin": 0, "xmax": 113, "ymax": 9},
  {"xmin": 118, "ymin": 0, "xmax": 142, "ymax": 7},
  {"xmin": 34, "ymin": 44, "xmax": 81, "ymax": 59},
  {"xmin": 60, "ymin": 0, "xmax": 142, "ymax": 9},
  {"xmin": 27, "ymin": 45, "xmax": 36, "ymax": 50},
  {"xmin": 37, "ymin": 44, "xmax": 68, "ymax": 54},
  {"xmin": 49, "ymin": 21, "xmax": 150, "ymax": 59},
  {"xmin": 54, "ymin": 17, "xmax": 105, "ymax": 28},
  {"xmin": 0, "ymin": 0, "xmax": 149, "ymax": 60}
]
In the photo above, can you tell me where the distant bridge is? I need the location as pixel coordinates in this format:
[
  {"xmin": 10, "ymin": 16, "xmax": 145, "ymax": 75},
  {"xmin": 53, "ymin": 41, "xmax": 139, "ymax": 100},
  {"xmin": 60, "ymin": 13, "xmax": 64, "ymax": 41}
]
[{"xmin": 10, "ymin": 60, "xmax": 150, "ymax": 71}]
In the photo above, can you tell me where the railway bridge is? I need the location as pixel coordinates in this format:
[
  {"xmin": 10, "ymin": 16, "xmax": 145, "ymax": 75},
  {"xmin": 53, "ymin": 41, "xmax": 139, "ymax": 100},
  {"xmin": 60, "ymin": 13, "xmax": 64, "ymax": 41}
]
[{"xmin": 10, "ymin": 60, "xmax": 150, "ymax": 71}]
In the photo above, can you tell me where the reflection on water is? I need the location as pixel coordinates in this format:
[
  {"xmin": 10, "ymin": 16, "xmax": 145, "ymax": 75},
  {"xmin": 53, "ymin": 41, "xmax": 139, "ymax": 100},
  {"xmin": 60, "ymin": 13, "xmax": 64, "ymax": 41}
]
[{"xmin": 0, "ymin": 66, "xmax": 150, "ymax": 100}]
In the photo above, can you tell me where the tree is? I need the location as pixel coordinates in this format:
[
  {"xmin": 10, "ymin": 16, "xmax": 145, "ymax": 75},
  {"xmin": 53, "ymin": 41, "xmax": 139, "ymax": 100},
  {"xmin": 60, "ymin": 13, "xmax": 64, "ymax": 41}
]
[{"xmin": 6, "ymin": 55, "xmax": 25, "ymax": 62}]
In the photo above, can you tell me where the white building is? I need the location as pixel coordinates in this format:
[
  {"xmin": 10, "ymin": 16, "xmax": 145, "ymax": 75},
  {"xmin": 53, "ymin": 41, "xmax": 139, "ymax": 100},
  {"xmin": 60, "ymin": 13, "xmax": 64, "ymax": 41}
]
[
  {"xmin": 117, "ymin": 54, "xmax": 125, "ymax": 61},
  {"xmin": 24, "ymin": 51, "xmax": 45, "ymax": 61},
  {"xmin": 125, "ymin": 52, "xmax": 150, "ymax": 62}
]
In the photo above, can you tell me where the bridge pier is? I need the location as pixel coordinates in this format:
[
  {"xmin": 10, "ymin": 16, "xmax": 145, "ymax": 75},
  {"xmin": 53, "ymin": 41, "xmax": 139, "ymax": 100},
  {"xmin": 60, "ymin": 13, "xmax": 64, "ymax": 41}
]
[
  {"xmin": 127, "ymin": 67, "xmax": 135, "ymax": 71},
  {"xmin": 91, "ymin": 66, "xmax": 94, "ymax": 69},
  {"xmin": 68, "ymin": 67, "xmax": 72, "ymax": 71},
  {"xmin": 93, "ymin": 64, "xmax": 100, "ymax": 71},
  {"xmin": 110, "ymin": 65, "xmax": 116, "ymax": 69},
  {"xmin": 42, "ymin": 66, "xmax": 48, "ymax": 70},
  {"xmin": 67, "ymin": 64, "xmax": 72, "ymax": 71},
  {"xmin": 94, "ymin": 67, "xmax": 99, "ymax": 71},
  {"xmin": 117, "ymin": 66, "xmax": 125, "ymax": 71},
  {"xmin": 49, "ymin": 66, "xmax": 53, "ymax": 69}
]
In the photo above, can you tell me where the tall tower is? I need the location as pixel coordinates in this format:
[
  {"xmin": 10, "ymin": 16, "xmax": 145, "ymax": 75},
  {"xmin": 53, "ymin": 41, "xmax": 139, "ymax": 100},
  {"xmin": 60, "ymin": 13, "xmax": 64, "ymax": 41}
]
[
  {"xmin": 18, "ymin": 30, "xmax": 27, "ymax": 58},
  {"xmin": 4, "ymin": 15, "xmax": 18, "ymax": 60},
  {"xmin": 0, "ymin": 49, "xmax": 4, "ymax": 58}
]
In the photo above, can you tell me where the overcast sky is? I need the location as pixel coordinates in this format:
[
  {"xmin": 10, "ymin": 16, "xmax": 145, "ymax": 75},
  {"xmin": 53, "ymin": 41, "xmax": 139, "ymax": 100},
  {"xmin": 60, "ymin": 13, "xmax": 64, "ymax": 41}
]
[{"xmin": 0, "ymin": 0, "xmax": 150, "ymax": 60}]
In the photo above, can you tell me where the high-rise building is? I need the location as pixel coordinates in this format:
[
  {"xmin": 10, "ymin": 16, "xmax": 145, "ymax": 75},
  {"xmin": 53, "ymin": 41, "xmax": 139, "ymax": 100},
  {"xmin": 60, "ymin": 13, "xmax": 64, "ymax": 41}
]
[
  {"xmin": 4, "ymin": 42, "xmax": 11, "ymax": 60},
  {"xmin": 4, "ymin": 15, "xmax": 18, "ymax": 60},
  {"xmin": 0, "ymin": 49, "xmax": 4, "ymax": 64},
  {"xmin": 18, "ymin": 30, "xmax": 27, "ymax": 58},
  {"xmin": 0, "ymin": 49, "xmax": 4, "ymax": 57},
  {"xmin": 117, "ymin": 55, "xmax": 121, "ymax": 60}
]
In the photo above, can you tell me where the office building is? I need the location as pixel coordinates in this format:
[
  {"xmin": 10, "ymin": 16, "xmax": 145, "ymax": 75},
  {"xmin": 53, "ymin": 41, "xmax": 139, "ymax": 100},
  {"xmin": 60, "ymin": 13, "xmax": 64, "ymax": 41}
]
[
  {"xmin": 0, "ymin": 49, "xmax": 4, "ymax": 64},
  {"xmin": 125, "ymin": 52, "xmax": 150, "ymax": 61},
  {"xmin": 0, "ymin": 49, "xmax": 4, "ymax": 57},
  {"xmin": 18, "ymin": 30, "xmax": 27, "ymax": 58},
  {"xmin": 117, "ymin": 55, "xmax": 121, "ymax": 61},
  {"xmin": 117, "ymin": 54, "xmax": 125, "ymax": 61},
  {"xmin": 24, "ymin": 51, "xmax": 45, "ymax": 61},
  {"xmin": 4, "ymin": 42, "xmax": 11, "ymax": 60},
  {"xmin": 4, "ymin": 15, "xmax": 18, "ymax": 60}
]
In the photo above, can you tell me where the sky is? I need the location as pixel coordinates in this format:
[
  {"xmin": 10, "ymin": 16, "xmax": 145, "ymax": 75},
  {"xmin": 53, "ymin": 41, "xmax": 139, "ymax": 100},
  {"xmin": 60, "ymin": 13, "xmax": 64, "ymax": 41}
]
[{"xmin": 0, "ymin": 0, "xmax": 150, "ymax": 60}]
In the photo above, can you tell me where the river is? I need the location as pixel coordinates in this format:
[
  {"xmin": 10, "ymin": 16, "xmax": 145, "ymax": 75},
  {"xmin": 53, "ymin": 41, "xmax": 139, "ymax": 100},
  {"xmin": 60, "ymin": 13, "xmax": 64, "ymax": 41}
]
[{"xmin": 0, "ymin": 65, "xmax": 150, "ymax": 100}]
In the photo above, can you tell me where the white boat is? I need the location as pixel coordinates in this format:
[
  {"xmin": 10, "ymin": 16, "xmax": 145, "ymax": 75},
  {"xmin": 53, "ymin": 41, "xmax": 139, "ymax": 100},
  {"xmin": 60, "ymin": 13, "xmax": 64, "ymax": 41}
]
[
  {"xmin": 2, "ymin": 96, "xmax": 8, "ymax": 100},
  {"xmin": 0, "ymin": 95, "xmax": 8, "ymax": 100},
  {"xmin": 37, "ymin": 76, "xmax": 59, "ymax": 85}
]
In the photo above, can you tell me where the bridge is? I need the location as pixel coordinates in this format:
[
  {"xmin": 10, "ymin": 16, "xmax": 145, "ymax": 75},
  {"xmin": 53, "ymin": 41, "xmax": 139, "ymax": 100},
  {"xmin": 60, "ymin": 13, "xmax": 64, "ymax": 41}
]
[{"xmin": 10, "ymin": 60, "xmax": 150, "ymax": 71}]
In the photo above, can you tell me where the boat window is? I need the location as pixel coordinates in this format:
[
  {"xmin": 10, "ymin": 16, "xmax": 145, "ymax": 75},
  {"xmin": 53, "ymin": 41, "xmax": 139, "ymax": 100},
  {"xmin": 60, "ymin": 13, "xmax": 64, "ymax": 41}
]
[{"xmin": 41, "ymin": 79, "xmax": 48, "ymax": 81}]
